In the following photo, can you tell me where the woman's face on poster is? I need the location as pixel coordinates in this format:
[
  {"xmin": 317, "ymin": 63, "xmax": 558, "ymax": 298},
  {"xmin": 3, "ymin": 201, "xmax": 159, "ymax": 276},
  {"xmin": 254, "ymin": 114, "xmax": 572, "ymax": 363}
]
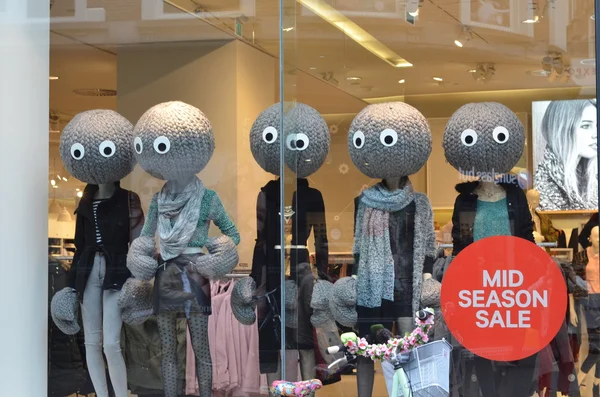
[{"xmin": 575, "ymin": 104, "xmax": 597, "ymax": 159}]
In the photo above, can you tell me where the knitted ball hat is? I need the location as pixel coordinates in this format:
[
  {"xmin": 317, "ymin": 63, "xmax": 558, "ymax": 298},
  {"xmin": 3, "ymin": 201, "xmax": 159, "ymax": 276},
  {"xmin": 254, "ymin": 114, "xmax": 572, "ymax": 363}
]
[
  {"xmin": 330, "ymin": 276, "xmax": 358, "ymax": 327},
  {"xmin": 443, "ymin": 102, "xmax": 525, "ymax": 175},
  {"xmin": 59, "ymin": 109, "xmax": 135, "ymax": 185},
  {"xmin": 250, "ymin": 103, "xmax": 282, "ymax": 176},
  {"xmin": 421, "ymin": 277, "xmax": 442, "ymax": 309},
  {"xmin": 284, "ymin": 103, "xmax": 330, "ymax": 178},
  {"xmin": 133, "ymin": 101, "xmax": 215, "ymax": 181},
  {"xmin": 231, "ymin": 277, "xmax": 257, "ymax": 325},
  {"xmin": 310, "ymin": 280, "xmax": 334, "ymax": 328},
  {"xmin": 118, "ymin": 278, "xmax": 153, "ymax": 325},
  {"xmin": 348, "ymin": 102, "xmax": 432, "ymax": 179},
  {"xmin": 50, "ymin": 287, "xmax": 80, "ymax": 335}
]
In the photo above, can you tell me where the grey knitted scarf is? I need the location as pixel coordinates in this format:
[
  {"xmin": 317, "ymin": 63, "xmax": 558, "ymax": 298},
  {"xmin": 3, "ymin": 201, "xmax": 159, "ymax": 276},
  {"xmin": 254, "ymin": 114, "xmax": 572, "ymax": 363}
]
[
  {"xmin": 354, "ymin": 180, "xmax": 415, "ymax": 308},
  {"xmin": 157, "ymin": 176, "xmax": 204, "ymax": 260}
]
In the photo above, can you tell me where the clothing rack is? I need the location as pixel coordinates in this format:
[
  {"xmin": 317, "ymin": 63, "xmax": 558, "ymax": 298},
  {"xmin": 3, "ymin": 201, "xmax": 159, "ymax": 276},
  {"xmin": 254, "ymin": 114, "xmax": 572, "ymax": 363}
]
[{"xmin": 437, "ymin": 242, "xmax": 558, "ymax": 249}]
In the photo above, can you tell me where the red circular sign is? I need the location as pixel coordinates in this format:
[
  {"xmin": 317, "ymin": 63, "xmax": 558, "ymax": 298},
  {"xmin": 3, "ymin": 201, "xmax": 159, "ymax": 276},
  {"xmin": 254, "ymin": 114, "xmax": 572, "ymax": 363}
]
[{"xmin": 440, "ymin": 236, "xmax": 567, "ymax": 361}]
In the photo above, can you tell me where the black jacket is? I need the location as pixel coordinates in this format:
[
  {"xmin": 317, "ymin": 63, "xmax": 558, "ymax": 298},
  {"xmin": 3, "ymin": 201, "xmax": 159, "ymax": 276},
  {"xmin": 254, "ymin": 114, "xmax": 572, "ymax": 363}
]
[
  {"xmin": 451, "ymin": 181, "xmax": 535, "ymax": 256},
  {"xmin": 70, "ymin": 184, "xmax": 143, "ymax": 294}
]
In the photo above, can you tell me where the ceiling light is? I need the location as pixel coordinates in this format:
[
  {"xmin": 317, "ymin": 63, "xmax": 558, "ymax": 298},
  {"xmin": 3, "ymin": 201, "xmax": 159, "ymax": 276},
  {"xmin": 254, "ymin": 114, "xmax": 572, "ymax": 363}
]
[
  {"xmin": 581, "ymin": 58, "xmax": 596, "ymax": 65},
  {"xmin": 297, "ymin": 0, "xmax": 412, "ymax": 68},
  {"xmin": 406, "ymin": 0, "xmax": 421, "ymax": 16},
  {"xmin": 48, "ymin": 199, "xmax": 61, "ymax": 215},
  {"xmin": 522, "ymin": 15, "xmax": 540, "ymax": 24},
  {"xmin": 398, "ymin": 79, "xmax": 405, "ymax": 84},
  {"xmin": 57, "ymin": 207, "xmax": 72, "ymax": 223},
  {"xmin": 454, "ymin": 40, "xmax": 463, "ymax": 47},
  {"xmin": 76, "ymin": 188, "xmax": 80, "ymax": 191},
  {"xmin": 346, "ymin": 76, "xmax": 362, "ymax": 81},
  {"xmin": 454, "ymin": 26, "xmax": 472, "ymax": 48},
  {"xmin": 52, "ymin": 185, "xmax": 58, "ymax": 189},
  {"xmin": 283, "ymin": 27, "xmax": 294, "ymax": 32},
  {"xmin": 77, "ymin": 191, "xmax": 83, "ymax": 198},
  {"xmin": 468, "ymin": 69, "xmax": 477, "ymax": 73},
  {"xmin": 62, "ymin": 177, "xmax": 68, "ymax": 182},
  {"xmin": 319, "ymin": 55, "xmax": 325, "ymax": 58},
  {"xmin": 49, "ymin": 76, "xmax": 59, "ymax": 80},
  {"xmin": 310, "ymin": 66, "xmax": 317, "ymax": 70},
  {"xmin": 50, "ymin": 179, "xmax": 56, "ymax": 186},
  {"xmin": 433, "ymin": 77, "xmax": 443, "ymax": 82},
  {"xmin": 57, "ymin": 174, "xmax": 61, "ymax": 180},
  {"xmin": 527, "ymin": 69, "xmax": 551, "ymax": 77}
]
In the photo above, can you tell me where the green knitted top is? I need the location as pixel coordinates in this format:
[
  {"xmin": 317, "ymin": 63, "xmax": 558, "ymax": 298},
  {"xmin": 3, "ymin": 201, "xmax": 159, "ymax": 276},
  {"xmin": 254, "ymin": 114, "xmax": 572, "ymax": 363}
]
[{"xmin": 140, "ymin": 189, "xmax": 240, "ymax": 247}]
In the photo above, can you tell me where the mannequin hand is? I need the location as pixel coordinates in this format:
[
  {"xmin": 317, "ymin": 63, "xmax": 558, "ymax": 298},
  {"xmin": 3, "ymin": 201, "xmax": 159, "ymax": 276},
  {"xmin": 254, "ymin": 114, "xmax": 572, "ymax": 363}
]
[
  {"xmin": 571, "ymin": 310, "xmax": 578, "ymax": 327},
  {"xmin": 423, "ymin": 273, "xmax": 432, "ymax": 280},
  {"xmin": 127, "ymin": 236, "xmax": 159, "ymax": 281},
  {"xmin": 192, "ymin": 236, "xmax": 239, "ymax": 279},
  {"xmin": 231, "ymin": 277, "xmax": 257, "ymax": 325},
  {"xmin": 533, "ymin": 231, "xmax": 545, "ymax": 243}
]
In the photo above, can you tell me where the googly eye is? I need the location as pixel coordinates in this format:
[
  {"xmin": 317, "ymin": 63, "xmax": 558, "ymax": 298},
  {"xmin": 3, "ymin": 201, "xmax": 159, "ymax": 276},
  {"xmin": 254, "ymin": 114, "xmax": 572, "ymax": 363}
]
[
  {"xmin": 153, "ymin": 136, "xmax": 171, "ymax": 154},
  {"xmin": 99, "ymin": 141, "xmax": 116, "ymax": 158},
  {"xmin": 262, "ymin": 127, "xmax": 278, "ymax": 144},
  {"xmin": 353, "ymin": 131, "xmax": 365, "ymax": 149},
  {"xmin": 70, "ymin": 143, "xmax": 85, "ymax": 160},
  {"xmin": 295, "ymin": 133, "xmax": 309, "ymax": 151},
  {"xmin": 461, "ymin": 129, "xmax": 478, "ymax": 147},
  {"xmin": 134, "ymin": 137, "xmax": 143, "ymax": 154},
  {"xmin": 286, "ymin": 134, "xmax": 297, "ymax": 151},
  {"xmin": 380, "ymin": 129, "xmax": 398, "ymax": 147},
  {"xmin": 493, "ymin": 126, "xmax": 509, "ymax": 144}
]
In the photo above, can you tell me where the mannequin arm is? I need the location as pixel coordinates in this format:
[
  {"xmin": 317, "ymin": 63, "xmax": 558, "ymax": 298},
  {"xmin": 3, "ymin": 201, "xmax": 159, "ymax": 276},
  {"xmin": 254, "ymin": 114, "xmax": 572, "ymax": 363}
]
[
  {"xmin": 450, "ymin": 196, "xmax": 463, "ymax": 257},
  {"xmin": 128, "ymin": 191, "xmax": 145, "ymax": 243},
  {"xmin": 68, "ymin": 213, "xmax": 85, "ymax": 289},
  {"xmin": 312, "ymin": 190, "xmax": 330, "ymax": 281},
  {"xmin": 210, "ymin": 193, "xmax": 240, "ymax": 245},
  {"xmin": 140, "ymin": 193, "xmax": 158, "ymax": 238}
]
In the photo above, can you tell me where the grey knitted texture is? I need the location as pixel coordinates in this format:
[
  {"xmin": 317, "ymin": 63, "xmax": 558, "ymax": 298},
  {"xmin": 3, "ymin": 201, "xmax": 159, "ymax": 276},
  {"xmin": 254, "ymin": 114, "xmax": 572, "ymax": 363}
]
[
  {"xmin": 118, "ymin": 278, "xmax": 154, "ymax": 325},
  {"xmin": 191, "ymin": 236, "xmax": 239, "ymax": 278},
  {"xmin": 284, "ymin": 103, "xmax": 331, "ymax": 178},
  {"xmin": 412, "ymin": 193, "xmax": 437, "ymax": 314},
  {"xmin": 127, "ymin": 236, "xmax": 159, "ymax": 281},
  {"xmin": 133, "ymin": 101, "xmax": 215, "ymax": 181},
  {"xmin": 250, "ymin": 103, "xmax": 282, "ymax": 176},
  {"xmin": 443, "ymin": 102, "xmax": 525, "ymax": 175},
  {"xmin": 51, "ymin": 287, "xmax": 80, "ymax": 335},
  {"xmin": 310, "ymin": 280, "xmax": 334, "ymax": 328},
  {"xmin": 59, "ymin": 109, "xmax": 135, "ymax": 185},
  {"xmin": 330, "ymin": 276, "xmax": 358, "ymax": 327},
  {"xmin": 347, "ymin": 102, "xmax": 432, "ymax": 179},
  {"xmin": 230, "ymin": 277, "xmax": 257, "ymax": 325},
  {"xmin": 284, "ymin": 280, "xmax": 298, "ymax": 329},
  {"xmin": 420, "ymin": 277, "xmax": 442, "ymax": 308}
]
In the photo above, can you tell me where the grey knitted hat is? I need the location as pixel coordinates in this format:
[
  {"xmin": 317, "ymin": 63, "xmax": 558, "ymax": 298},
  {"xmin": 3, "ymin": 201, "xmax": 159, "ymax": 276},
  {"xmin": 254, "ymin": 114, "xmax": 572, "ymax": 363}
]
[
  {"xmin": 348, "ymin": 102, "xmax": 432, "ymax": 179},
  {"xmin": 51, "ymin": 287, "xmax": 80, "ymax": 335},
  {"xmin": 59, "ymin": 109, "xmax": 136, "ymax": 185},
  {"xmin": 420, "ymin": 277, "xmax": 442, "ymax": 309},
  {"xmin": 250, "ymin": 103, "xmax": 282, "ymax": 176},
  {"xmin": 330, "ymin": 276, "xmax": 358, "ymax": 327},
  {"xmin": 284, "ymin": 103, "xmax": 330, "ymax": 178},
  {"xmin": 231, "ymin": 276, "xmax": 257, "ymax": 325},
  {"xmin": 443, "ymin": 102, "xmax": 525, "ymax": 175},
  {"xmin": 118, "ymin": 278, "xmax": 154, "ymax": 325},
  {"xmin": 191, "ymin": 236, "xmax": 239, "ymax": 279},
  {"xmin": 133, "ymin": 101, "xmax": 215, "ymax": 181},
  {"xmin": 310, "ymin": 280, "xmax": 334, "ymax": 328},
  {"xmin": 127, "ymin": 236, "xmax": 159, "ymax": 281}
]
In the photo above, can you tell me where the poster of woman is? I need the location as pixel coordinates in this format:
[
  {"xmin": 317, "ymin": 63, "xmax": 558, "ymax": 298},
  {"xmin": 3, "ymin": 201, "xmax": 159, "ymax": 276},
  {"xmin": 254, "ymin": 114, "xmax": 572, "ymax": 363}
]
[{"xmin": 533, "ymin": 99, "xmax": 598, "ymax": 211}]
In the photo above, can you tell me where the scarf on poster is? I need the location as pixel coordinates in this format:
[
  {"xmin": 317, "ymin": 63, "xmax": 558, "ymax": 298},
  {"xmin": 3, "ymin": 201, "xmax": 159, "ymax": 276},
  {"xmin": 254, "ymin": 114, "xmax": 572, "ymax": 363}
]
[{"xmin": 157, "ymin": 176, "xmax": 205, "ymax": 261}]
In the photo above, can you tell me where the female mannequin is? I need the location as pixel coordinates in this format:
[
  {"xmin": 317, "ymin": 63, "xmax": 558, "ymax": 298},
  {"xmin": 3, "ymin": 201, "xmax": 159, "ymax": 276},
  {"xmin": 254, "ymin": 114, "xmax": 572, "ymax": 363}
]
[
  {"xmin": 53, "ymin": 109, "xmax": 143, "ymax": 397},
  {"xmin": 126, "ymin": 101, "xmax": 240, "ymax": 397}
]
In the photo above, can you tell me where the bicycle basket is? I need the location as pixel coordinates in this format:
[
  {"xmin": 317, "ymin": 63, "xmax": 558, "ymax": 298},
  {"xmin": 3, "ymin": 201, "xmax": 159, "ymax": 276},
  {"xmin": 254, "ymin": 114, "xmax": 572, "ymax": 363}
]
[{"xmin": 396, "ymin": 340, "xmax": 452, "ymax": 397}]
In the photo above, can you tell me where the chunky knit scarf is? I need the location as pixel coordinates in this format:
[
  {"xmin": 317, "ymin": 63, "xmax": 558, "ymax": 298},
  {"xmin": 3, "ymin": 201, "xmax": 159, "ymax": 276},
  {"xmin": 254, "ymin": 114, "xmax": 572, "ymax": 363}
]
[
  {"xmin": 157, "ymin": 176, "xmax": 204, "ymax": 260},
  {"xmin": 354, "ymin": 179, "xmax": 415, "ymax": 308}
]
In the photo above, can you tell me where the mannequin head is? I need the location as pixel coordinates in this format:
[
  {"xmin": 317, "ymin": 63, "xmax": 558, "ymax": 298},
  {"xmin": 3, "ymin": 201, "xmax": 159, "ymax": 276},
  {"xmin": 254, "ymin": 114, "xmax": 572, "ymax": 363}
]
[
  {"xmin": 249, "ymin": 103, "xmax": 282, "ymax": 176},
  {"xmin": 591, "ymin": 226, "xmax": 599, "ymax": 250},
  {"xmin": 443, "ymin": 102, "xmax": 525, "ymax": 175},
  {"xmin": 347, "ymin": 102, "xmax": 432, "ymax": 179},
  {"xmin": 526, "ymin": 189, "xmax": 541, "ymax": 209},
  {"xmin": 59, "ymin": 109, "xmax": 136, "ymax": 185},
  {"xmin": 133, "ymin": 101, "xmax": 214, "ymax": 181},
  {"xmin": 284, "ymin": 103, "xmax": 330, "ymax": 178}
]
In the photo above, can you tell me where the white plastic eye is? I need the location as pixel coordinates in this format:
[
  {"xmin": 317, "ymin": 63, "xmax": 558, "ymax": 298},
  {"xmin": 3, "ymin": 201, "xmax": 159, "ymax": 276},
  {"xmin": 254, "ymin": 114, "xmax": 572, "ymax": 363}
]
[
  {"xmin": 286, "ymin": 134, "xmax": 297, "ymax": 151},
  {"xmin": 99, "ymin": 141, "xmax": 116, "ymax": 158},
  {"xmin": 70, "ymin": 143, "xmax": 85, "ymax": 160},
  {"xmin": 493, "ymin": 126, "xmax": 509, "ymax": 144},
  {"xmin": 461, "ymin": 129, "xmax": 478, "ymax": 147},
  {"xmin": 380, "ymin": 129, "xmax": 398, "ymax": 147},
  {"xmin": 295, "ymin": 133, "xmax": 309, "ymax": 151},
  {"xmin": 353, "ymin": 131, "xmax": 365, "ymax": 149},
  {"xmin": 262, "ymin": 126, "xmax": 278, "ymax": 144},
  {"xmin": 134, "ymin": 137, "xmax": 143, "ymax": 154},
  {"xmin": 153, "ymin": 136, "xmax": 171, "ymax": 154}
]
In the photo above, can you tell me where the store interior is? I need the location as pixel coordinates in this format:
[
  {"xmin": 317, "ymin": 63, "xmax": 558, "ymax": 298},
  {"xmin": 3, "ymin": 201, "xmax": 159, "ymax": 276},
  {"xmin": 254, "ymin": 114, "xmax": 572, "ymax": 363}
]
[{"xmin": 47, "ymin": 0, "xmax": 597, "ymax": 396}]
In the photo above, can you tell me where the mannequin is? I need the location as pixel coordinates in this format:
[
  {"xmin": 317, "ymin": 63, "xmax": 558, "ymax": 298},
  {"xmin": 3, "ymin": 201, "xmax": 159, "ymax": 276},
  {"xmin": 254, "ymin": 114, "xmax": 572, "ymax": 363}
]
[
  {"xmin": 443, "ymin": 102, "xmax": 537, "ymax": 397},
  {"xmin": 52, "ymin": 109, "xmax": 143, "ymax": 397},
  {"xmin": 341, "ymin": 102, "xmax": 436, "ymax": 397},
  {"xmin": 527, "ymin": 189, "xmax": 559, "ymax": 243},
  {"xmin": 126, "ymin": 101, "xmax": 240, "ymax": 397}
]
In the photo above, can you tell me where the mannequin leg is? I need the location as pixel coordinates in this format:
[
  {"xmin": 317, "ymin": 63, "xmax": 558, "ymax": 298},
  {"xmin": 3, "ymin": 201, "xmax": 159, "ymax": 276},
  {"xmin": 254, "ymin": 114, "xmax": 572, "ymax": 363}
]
[
  {"xmin": 157, "ymin": 312, "xmax": 179, "ymax": 397},
  {"xmin": 382, "ymin": 317, "xmax": 414, "ymax": 396},
  {"xmin": 188, "ymin": 313, "xmax": 212, "ymax": 397},
  {"xmin": 102, "ymin": 288, "xmax": 128, "ymax": 397},
  {"xmin": 357, "ymin": 356, "xmax": 375, "ymax": 397},
  {"xmin": 81, "ymin": 256, "xmax": 109, "ymax": 397}
]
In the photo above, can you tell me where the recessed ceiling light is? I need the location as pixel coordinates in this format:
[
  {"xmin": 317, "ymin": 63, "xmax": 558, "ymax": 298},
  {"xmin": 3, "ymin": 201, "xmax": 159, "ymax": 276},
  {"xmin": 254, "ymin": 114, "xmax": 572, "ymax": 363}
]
[
  {"xmin": 522, "ymin": 15, "xmax": 540, "ymax": 24},
  {"xmin": 57, "ymin": 174, "xmax": 61, "ymax": 180},
  {"xmin": 310, "ymin": 66, "xmax": 317, "ymax": 70},
  {"xmin": 319, "ymin": 55, "xmax": 325, "ymax": 58},
  {"xmin": 52, "ymin": 185, "xmax": 58, "ymax": 189},
  {"xmin": 527, "ymin": 69, "xmax": 551, "ymax": 77},
  {"xmin": 398, "ymin": 79, "xmax": 405, "ymax": 84},
  {"xmin": 581, "ymin": 58, "xmax": 596, "ymax": 65},
  {"xmin": 454, "ymin": 40, "xmax": 463, "ymax": 47},
  {"xmin": 77, "ymin": 191, "xmax": 83, "ymax": 198},
  {"xmin": 346, "ymin": 76, "xmax": 362, "ymax": 81},
  {"xmin": 76, "ymin": 188, "xmax": 80, "ymax": 191},
  {"xmin": 283, "ymin": 27, "xmax": 294, "ymax": 32},
  {"xmin": 62, "ymin": 177, "xmax": 68, "ymax": 182},
  {"xmin": 433, "ymin": 77, "xmax": 443, "ymax": 82},
  {"xmin": 468, "ymin": 69, "xmax": 477, "ymax": 73},
  {"xmin": 50, "ymin": 179, "xmax": 56, "ymax": 186},
  {"xmin": 49, "ymin": 76, "xmax": 59, "ymax": 80}
]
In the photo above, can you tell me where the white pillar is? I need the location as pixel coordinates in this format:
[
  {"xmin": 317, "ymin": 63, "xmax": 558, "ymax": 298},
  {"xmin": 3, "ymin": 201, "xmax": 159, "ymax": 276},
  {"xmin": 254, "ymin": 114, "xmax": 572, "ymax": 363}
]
[{"xmin": 0, "ymin": 1, "xmax": 49, "ymax": 396}]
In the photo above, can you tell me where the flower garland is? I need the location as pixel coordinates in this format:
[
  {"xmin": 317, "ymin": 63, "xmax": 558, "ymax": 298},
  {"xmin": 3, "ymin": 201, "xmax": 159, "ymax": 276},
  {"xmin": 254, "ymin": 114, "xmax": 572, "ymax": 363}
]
[{"xmin": 342, "ymin": 309, "xmax": 434, "ymax": 362}]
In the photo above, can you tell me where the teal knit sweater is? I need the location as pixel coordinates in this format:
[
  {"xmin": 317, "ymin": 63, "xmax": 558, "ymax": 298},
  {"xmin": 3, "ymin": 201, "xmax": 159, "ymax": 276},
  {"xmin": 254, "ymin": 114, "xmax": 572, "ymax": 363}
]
[{"xmin": 141, "ymin": 189, "xmax": 240, "ymax": 247}]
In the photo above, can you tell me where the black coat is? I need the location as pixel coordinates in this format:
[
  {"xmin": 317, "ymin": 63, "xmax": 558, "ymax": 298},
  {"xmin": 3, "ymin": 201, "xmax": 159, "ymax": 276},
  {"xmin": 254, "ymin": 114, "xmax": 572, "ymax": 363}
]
[
  {"xmin": 451, "ymin": 181, "xmax": 535, "ymax": 256},
  {"xmin": 70, "ymin": 184, "xmax": 143, "ymax": 294}
]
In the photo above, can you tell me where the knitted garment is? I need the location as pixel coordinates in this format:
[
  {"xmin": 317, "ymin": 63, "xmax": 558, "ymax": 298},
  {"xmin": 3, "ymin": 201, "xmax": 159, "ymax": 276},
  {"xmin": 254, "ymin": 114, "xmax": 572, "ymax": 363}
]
[
  {"xmin": 443, "ymin": 102, "xmax": 525, "ymax": 175},
  {"xmin": 284, "ymin": 103, "xmax": 330, "ymax": 178},
  {"xmin": 230, "ymin": 276, "xmax": 257, "ymax": 325},
  {"xmin": 51, "ymin": 287, "xmax": 80, "ymax": 335},
  {"xmin": 156, "ymin": 177, "xmax": 205, "ymax": 261},
  {"xmin": 310, "ymin": 280, "xmax": 334, "ymax": 327},
  {"xmin": 284, "ymin": 280, "xmax": 298, "ymax": 329},
  {"xmin": 534, "ymin": 147, "xmax": 599, "ymax": 211},
  {"xmin": 133, "ymin": 101, "xmax": 215, "ymax": 181},
  {"xmin": 191, "ymin": 235, "xmax": 239, "ymax": 279},
  {"xmin": 473, "ymin": 199, "xmax": 512, "ymax": 241},
  {"xmin": 118, "ymin": 278, "xmax": 153, "ymax": 325},
  {"xmin": 347, "ymin": 102, "xmax": 432, "ymax": 179},
  {"xmin": 127, "ymin": 236, "xmax": 159, "ymax": 281},
  {"xmin": 354, "ymin": 180, "xmax": 415, "ymax": 308},
  {"xmin": 330, "ymin": 276, "xmax": 358, "ymax": 327},
  {"xmin": 59, "ymin": 109, "xmax": 136, "ymax": 185},
  {"xmin": 250, "ymin": 103, "xmax": 283, "ymax": 176}
]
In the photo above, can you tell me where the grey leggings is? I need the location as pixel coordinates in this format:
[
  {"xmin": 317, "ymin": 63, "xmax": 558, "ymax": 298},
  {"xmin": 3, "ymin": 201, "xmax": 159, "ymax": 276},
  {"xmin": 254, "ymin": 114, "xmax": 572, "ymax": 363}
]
[{"xmin": 157, "ymin": 312, "xmax": 211, "ymax": 397}]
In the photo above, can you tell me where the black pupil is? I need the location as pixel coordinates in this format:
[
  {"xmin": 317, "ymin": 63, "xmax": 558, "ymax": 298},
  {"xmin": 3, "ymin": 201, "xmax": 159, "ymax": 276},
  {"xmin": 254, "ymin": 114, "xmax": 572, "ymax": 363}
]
[
  {"xmin": 356, "ymin": 138, "xmax": 362, "ymax": 147},
  {"xmin": 465, "ymin": 135, "xmax": 474, "ymax": 144},
  {"xmin": 497, "ymin": 133, "xmax": 506, "ymax": 142},
  {"xmin": 158, "ymin": 143, "xmax": 167, "ymax": 152},
  {"xmin": 136, "ymin": 143, "xmax": 141, "ymax": 151},
  {"xmin": 384, "ymin": 135, "xmax": 393, "ymax": 145},
  {"xmin": 266, "ymin": 133, "xmax": 274, "ymax": 142},
  {"xmin": 296, "ymin": 140, "xmax": 305, "ymax": 149},
  {"xmin": 104, "ymin": 147, "xmax": 112, "ymax": 155},
  {"xmin": 74, "ymin": 149, "xmax": 81, "ymax": 158}
]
